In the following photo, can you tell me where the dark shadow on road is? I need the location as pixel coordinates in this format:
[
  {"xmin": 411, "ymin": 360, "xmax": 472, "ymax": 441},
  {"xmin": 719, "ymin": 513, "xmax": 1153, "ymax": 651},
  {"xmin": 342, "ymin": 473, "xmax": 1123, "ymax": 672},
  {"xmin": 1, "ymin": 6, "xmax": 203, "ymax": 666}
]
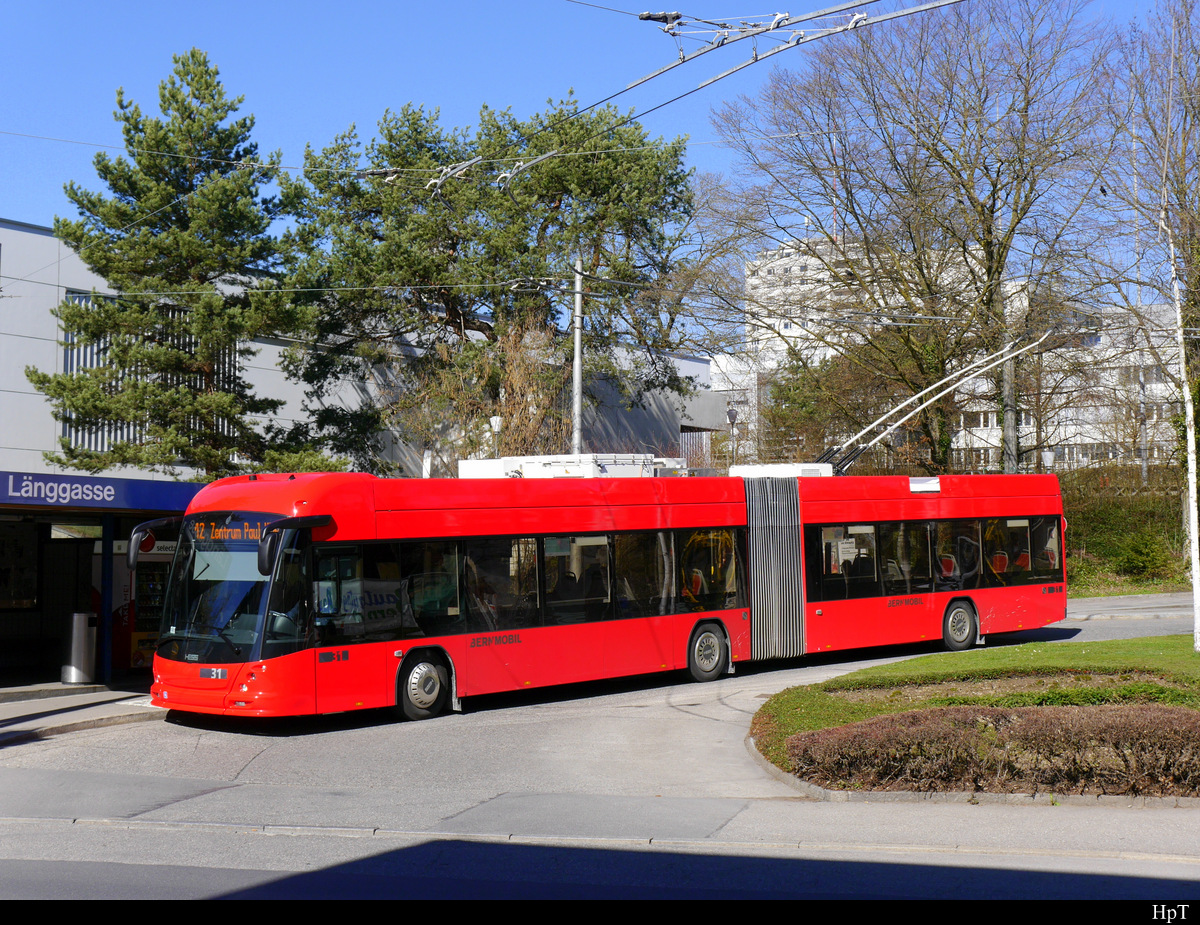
[
  {"xmin": 982, "ymin": 626, "xmax": 1083, "ymax": 646},
  {"xmin": 214, "ymin": 839, "xmax": 1200, "ymax": 900}
]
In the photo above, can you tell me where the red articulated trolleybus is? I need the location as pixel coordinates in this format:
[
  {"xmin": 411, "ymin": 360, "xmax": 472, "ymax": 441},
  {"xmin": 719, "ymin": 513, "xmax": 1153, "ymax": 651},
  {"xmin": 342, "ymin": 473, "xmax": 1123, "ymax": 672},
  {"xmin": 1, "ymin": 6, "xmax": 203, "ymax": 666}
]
[{"xmin": 128, "ymin": 469, "xmax": 1066, "ymax": 719}]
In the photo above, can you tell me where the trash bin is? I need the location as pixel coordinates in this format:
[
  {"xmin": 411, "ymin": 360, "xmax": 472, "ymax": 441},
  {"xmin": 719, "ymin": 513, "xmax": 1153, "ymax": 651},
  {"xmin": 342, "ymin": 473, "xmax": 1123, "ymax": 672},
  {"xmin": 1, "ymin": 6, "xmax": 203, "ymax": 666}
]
[{"xmin": 62, "ymin": 612, "xmax": 97, "ymax": 684}]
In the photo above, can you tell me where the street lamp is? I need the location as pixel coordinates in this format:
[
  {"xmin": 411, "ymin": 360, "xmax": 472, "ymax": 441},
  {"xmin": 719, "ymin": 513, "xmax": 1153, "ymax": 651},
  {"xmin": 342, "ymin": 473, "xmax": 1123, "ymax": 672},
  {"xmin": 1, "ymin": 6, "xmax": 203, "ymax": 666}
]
[
  {"xmin": 490, "ymin": 415, "xmax": 502, "ymax": 456},
  {"xmin": 727, "ymin": 407, "xmax": 738, "ymax": 469}
]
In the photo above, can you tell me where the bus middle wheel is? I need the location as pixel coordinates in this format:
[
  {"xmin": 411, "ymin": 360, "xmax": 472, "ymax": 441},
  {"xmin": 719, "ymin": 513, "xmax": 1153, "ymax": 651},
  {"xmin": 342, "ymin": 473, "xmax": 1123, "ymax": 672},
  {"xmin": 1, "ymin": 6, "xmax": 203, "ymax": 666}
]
[
  {"xmin": 688, "ymin": 624, "xmax": 728, "ymax": 682},
  {"xmin": 942, "ymin": 601, "xmax": 978, "ymax": 652},
  {"xmin": 399, "ymin": 655, "xmax": 449, "ymax": 720}
]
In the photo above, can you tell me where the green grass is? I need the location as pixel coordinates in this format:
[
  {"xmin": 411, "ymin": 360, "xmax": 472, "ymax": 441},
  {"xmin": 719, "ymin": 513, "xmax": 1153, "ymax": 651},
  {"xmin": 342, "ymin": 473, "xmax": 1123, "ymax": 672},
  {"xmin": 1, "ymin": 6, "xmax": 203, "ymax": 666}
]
[{"xmin": 752, "ymin": 634, "xmax": 1200, "ymax": 771}]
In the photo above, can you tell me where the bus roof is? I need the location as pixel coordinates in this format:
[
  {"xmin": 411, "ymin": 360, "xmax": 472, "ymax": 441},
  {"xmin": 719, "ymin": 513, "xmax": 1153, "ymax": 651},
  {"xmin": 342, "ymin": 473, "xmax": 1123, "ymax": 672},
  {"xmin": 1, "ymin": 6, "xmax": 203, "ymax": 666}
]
[
  {"xmin": 185, "ymin": 471, "xmax": 1062, "ymax": 540},
  {"xmin": 797, "ymin": 473, "xmax": 1061, "ymax": 503}
]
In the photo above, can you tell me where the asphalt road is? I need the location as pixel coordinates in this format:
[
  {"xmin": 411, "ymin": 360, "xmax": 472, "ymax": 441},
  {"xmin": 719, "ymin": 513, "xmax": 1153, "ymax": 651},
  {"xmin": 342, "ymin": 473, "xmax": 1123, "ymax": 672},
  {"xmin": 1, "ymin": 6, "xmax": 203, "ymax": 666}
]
[{"xmin": 0, "ymin": 597, "xmax": 1197, "ymax": 899}]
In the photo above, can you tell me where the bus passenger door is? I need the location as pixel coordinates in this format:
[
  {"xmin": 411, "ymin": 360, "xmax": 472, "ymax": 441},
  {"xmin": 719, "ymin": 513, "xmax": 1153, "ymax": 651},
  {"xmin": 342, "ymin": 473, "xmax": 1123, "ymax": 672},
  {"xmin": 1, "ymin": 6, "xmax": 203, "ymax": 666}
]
[
  {"xmin": 311, "ymin": 546, "xmax": 390, "ymax": 713},
  {"xmin": 457, "ymin": 537, "xmax": 547, "ymax": 695}
]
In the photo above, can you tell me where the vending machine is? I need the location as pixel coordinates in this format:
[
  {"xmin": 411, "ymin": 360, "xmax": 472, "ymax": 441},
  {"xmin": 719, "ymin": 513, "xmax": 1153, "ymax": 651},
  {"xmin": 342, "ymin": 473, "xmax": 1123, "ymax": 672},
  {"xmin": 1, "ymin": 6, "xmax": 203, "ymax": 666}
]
[{"xmin": 94, "ymin": 538, "xmax": 176, "ymax": 671}]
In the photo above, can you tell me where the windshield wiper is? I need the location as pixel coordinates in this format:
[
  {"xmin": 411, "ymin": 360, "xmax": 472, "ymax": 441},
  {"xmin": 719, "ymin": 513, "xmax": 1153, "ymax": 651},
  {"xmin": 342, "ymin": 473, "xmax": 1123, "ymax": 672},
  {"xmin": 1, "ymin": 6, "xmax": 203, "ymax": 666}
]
[{"xmin": 216, "ymin": 628, "xmax": 242, "ymax": 656}]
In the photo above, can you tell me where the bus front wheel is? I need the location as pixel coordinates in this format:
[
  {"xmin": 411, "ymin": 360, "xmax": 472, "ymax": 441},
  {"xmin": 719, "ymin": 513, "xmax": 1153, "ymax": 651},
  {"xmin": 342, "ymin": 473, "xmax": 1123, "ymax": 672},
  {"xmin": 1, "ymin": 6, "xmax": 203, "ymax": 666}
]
[
  {"xmin": 942, "ymin": 601, "xmax": 978, "ymax": 652},
  {"xmin": 399, "ymin": 655, "xmax": 449, "ymax": 720},
  {"xmin": 688, "ymin": 624, "xmax": 728, "ymax": 682}
]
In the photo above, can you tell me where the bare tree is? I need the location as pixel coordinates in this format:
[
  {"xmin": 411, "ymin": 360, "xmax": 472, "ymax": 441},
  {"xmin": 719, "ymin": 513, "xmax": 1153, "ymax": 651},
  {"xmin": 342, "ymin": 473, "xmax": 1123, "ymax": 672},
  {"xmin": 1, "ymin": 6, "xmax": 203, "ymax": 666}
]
[
  {"xmin": 710, "ymin": 0, "xmax": 1113, "ymax": 473},
  {"xmin": 1103, "ymin": 0, "xmax": 1200, "ymax": 648},
  {"xmin": 1107, "ymin": 1, "xmax": 1200, "ymax": 322}
]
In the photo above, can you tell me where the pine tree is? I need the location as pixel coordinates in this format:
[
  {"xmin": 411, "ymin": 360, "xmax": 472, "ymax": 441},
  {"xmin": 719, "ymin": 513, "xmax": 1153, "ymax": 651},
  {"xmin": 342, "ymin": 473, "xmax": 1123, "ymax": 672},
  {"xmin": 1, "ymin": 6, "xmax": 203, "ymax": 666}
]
[{"xmin": 27, "ymin": 49, "xmax": 306, "ymax": 478}]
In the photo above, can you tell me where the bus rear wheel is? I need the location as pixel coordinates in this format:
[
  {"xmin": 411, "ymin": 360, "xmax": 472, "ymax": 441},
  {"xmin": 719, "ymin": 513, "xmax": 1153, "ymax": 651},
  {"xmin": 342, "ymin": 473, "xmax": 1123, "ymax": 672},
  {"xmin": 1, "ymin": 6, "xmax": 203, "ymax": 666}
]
[
  {"xmin": 942, "ymin": 601, "xmax": 978, "ymax": 652},
  {"xmin": 688, "ymin": 624, "xmax": 728, "ymax": 682},
  {"xmin": 399, "ymin": 655, "xmax": 449, "ymax": 720}
]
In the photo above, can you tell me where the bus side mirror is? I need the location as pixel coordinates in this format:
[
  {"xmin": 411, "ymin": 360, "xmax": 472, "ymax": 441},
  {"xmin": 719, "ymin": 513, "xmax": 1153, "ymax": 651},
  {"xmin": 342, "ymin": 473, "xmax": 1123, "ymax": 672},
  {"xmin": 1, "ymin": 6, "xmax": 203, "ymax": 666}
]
[
  {"xmin": 128, "ymin": 517, "xmax": 182, "ymax": 571},
  {"xmin": 258, "ymin": 531, "xmax": 281, "ymax": 577},
  {"xmin": 129, "ymin": 526, "xmax": 151, "ymax": 572}
]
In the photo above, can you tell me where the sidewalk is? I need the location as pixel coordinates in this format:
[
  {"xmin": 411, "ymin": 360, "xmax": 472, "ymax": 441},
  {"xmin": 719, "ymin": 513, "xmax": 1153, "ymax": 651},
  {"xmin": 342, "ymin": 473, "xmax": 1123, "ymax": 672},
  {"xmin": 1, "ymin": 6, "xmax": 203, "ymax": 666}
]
[{"xmin": 0, "ymin": 676, "xmax": 162, "ymax": 747}]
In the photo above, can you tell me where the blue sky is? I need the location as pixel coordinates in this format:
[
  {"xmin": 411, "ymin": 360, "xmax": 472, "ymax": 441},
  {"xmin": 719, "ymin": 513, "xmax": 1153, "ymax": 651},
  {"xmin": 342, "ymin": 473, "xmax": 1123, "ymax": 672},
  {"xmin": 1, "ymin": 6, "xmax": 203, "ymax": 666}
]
[{"xmin": 1, "ymin": 0, "xmax": 1157, "ymax": 229}]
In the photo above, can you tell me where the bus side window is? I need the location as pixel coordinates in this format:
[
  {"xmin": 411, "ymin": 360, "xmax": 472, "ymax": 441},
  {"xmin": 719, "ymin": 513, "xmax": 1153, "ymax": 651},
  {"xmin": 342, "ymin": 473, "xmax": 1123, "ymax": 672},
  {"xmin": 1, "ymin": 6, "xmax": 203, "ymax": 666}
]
[
  {"xmin": 802, "ymin": 525, "xmax": 824, "ymax": 602},
  {"xmin": 880, "ymin": 522, "xmax": 933, "ymax": 596},
  {"xmin": 613, "ymin": 531, "xmax": 672, "ymax": 619},
  {"xmin": 842, "ymin": 525, "xmax": 879, "ymax": 600},
  {"xmin": 357, "ymin": 544, "xmax": 422, "ymax": 642},
  {"xmin": 464, "ymin": 537, "xmax": 540, "ymax": 632},
  {"xmin": 400, "ymin": 540, "xmax": 460, "ymax": 636},
  {"xmin": 819, "ymin": 525, "xmax": 848, "ymax": 601},
  {"xmin": 1029, "ymin": 516, "xmax": 1063, "ymax": 581},
  {"xmin": 544, "ymin": 535, "xmax": 612, "ymax": 625},
  {"xmin": 312, "ymin": 548, "xmax": 365, "ymax": 646},
  {"xmin": 675, "ymin": 527, "xmax": 745, "ymax": 612},
  {"xmin": 982, "ymin": 518, "xmax": 1011, "ymax": 587},
  {"xmin": 935, "ymin": 521, "xmax": 981, "ymax": 591}
]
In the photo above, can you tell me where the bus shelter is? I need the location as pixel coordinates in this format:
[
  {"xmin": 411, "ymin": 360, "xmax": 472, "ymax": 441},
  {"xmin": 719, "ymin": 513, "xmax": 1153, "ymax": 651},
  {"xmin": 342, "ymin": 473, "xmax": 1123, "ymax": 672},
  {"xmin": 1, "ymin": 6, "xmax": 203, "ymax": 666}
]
[{"xmin": 0, "ymin": 470, "xmax": 200, "ymax": 683}]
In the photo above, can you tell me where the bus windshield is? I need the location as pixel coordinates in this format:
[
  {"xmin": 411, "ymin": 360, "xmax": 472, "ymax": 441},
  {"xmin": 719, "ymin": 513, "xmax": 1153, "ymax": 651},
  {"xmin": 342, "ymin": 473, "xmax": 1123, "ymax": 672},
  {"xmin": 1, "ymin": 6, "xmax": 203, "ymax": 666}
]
[{"xmin": 157, "ymin": 512, "xmax": 283, "ymax": 665}]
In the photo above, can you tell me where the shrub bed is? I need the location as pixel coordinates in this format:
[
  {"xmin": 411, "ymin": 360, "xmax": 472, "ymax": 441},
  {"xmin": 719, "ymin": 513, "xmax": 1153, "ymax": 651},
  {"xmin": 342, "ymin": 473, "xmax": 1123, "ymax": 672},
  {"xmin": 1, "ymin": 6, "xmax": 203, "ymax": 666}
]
[{"xmin": 785, "ymin": 704, "xmax": 1200, "ymax": 796}]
